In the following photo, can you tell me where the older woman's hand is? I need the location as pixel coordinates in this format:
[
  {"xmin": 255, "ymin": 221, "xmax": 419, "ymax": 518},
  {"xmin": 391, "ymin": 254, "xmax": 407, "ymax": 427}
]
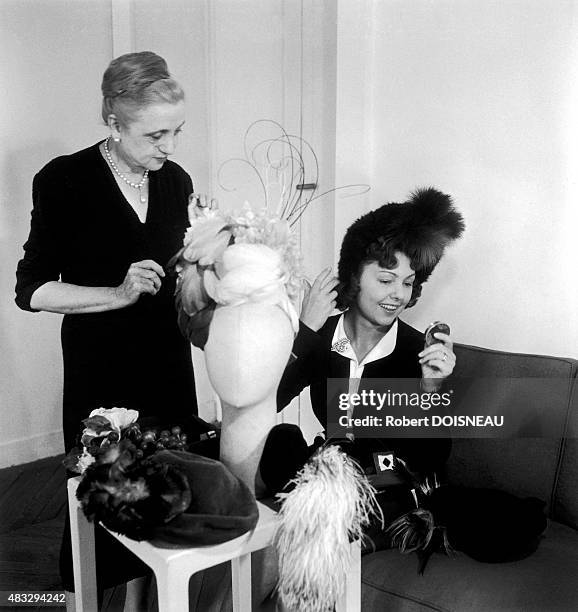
[
  {"xmin": 189, "ymin": 193, "xmax": 218, "ymax": 219},
  {"xmin": 115, "ymin": 259, "xmax": 165, "ymax": 306},
  {"xmin": 418, "ymin": 332, "xmax": 455, "ymax": 382},
  {"xmin": 300, "ymin": 268, "xmax": 339, "ymax": 332}
]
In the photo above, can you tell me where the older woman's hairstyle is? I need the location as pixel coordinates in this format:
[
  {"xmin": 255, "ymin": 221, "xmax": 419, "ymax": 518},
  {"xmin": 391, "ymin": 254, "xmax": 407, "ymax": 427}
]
[
  {"xmin": 101, "ymin": 51, "xmax": 184, "ymax": 125},
  {"xmin": 337, "ymin": 188, "xmax": 465, "ymax": 310}
]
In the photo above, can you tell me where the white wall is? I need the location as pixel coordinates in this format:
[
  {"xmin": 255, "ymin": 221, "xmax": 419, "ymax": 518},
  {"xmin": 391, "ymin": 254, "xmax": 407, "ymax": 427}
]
[
  {"xmin": 335, "ymin": 0, "xmax": 578, "ymax": 358},
  {"xmin": 333, "ymin": 0, "xmax": 376, "ymax": 253},
  {"xmin": 0, "ymin": 0, "xmax": 113, "ymax": 467},
  {"xmin": 196, "ymin": 0, "xmax": 337, "ymax": 437}
]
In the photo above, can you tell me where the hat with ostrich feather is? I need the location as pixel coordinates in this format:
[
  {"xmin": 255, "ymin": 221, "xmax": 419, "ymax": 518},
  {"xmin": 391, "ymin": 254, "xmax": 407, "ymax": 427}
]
[{"xmin": 337, "ymin": 187, "xmax": 465, "ymax": 309}]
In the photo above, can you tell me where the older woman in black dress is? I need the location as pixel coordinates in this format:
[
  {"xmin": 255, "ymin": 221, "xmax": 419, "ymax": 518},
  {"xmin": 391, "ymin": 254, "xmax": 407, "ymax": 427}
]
[{"xmin": 15, "ymin": 51, "xmax": 206, "ymax": 595}]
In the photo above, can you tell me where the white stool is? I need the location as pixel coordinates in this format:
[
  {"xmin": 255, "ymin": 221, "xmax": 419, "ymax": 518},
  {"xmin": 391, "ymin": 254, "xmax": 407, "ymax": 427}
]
[{"xmin": 68, "ymin": 477, "xmax": 361, "ymax": 611}]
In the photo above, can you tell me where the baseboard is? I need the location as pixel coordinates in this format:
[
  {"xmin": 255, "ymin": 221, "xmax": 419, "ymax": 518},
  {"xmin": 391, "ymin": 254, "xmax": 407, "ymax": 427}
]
[{"xmin": 0, "ymin": 430, "xmax": 64, "ymax": 469}]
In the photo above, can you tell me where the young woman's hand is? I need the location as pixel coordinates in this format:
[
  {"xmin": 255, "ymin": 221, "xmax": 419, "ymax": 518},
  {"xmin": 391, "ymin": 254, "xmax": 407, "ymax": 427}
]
[
  {"xmin": 300, "ymin": 268, "xmax": 339, "ymax": 332},
  {"xmin": 418, "ymin": 332, "xmax": 455, "ymax": 381}
]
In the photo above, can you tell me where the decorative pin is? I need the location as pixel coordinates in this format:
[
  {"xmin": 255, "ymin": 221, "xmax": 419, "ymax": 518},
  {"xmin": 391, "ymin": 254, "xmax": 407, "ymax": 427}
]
[{"xmin": 331, "ymin": 338, "xmax": 350, "ymax": 353}]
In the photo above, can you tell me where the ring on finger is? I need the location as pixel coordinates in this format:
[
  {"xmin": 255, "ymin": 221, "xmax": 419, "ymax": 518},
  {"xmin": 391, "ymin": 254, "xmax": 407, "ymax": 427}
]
[{"xmin": 442, "ymin": 353, "xmax": 448, "ymax": 361}]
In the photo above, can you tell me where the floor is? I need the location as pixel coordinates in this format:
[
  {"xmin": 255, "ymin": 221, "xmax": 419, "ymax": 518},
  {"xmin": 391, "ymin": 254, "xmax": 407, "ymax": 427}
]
[{"xmin": 0, "ymin": 454, "xmax": 67, "ymax": 611}]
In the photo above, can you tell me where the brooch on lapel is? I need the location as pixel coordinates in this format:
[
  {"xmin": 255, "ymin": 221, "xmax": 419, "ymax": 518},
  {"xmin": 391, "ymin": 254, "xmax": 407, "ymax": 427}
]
[{"xmin": 331, "ymin": 338, "xmax": 350, "ymax": 353}]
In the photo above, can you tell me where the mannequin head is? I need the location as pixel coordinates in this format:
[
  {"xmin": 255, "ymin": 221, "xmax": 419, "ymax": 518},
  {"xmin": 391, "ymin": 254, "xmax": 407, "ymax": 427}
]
[
  {"xmin": 171, "ymin": 202, "xmax": 300, "ymax": 492},
  {"xmin": 204, "ymin": 302, "xmax": 294, "ymax": 409}
]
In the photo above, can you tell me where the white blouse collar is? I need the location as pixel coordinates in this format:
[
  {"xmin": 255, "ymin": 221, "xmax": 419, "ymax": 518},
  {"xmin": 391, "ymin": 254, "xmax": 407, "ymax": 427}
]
[{"xmin": 330, "ymin": 313, "xmax": 398, "ymax": 367}]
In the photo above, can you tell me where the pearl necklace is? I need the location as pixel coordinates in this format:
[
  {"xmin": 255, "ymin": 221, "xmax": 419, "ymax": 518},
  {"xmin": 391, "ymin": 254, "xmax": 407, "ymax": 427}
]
[{"xmin": 104, "ymin": 138, "xmax": 149, "ymax": 203}]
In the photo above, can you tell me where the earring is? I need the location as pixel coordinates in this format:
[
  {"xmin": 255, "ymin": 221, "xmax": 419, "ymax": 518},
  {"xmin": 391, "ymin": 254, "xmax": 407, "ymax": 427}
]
[{"xmin": 113, "ymin": 136, "xmax": 120, "ymax": 143}]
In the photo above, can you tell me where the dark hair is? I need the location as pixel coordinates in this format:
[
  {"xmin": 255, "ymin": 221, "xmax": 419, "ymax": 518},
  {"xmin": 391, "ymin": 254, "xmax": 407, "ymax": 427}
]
[
  {"xmin": 101, "ymin": 51, "xmax": 184, "ymax": 125},
  {"xmin": 336, "ymin": 188, "xmax": 465, "ymax": 311}
]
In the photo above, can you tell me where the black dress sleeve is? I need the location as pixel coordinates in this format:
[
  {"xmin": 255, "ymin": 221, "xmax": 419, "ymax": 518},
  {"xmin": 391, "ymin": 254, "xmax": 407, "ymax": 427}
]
[
  {"xmin": 276, "ymin": 321, "xmax": 325, "ymax": 411},
  {"xmin": 15, "ymin": 164, "xmax": 66, "ymax": 311},
  {"xmin": 183, "ymin": 173, "xmax": 193, "ymax": 202}
]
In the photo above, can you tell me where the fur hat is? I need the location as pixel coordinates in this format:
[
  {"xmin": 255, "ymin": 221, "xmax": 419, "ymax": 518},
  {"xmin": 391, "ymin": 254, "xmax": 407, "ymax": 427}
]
[{"xmin": 337, "ymin": 187, "xmax": 465, "ymax": 309}]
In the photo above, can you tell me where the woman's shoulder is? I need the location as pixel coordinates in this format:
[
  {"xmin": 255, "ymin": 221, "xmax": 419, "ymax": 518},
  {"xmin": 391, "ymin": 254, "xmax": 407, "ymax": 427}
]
[
  {"xmin": 320, "ymin": 313, "xmax": 341, "ymax": 331},
  {"xmin": 156, "ymin": 159, "xmax": 193, "ymax": 186},
  {"xmin": 318, "ymin": 314, "xmax": 341, "ymax": 343},
  {"xmin": 396, "ymin": 318, "xmax": 425, "ymax": 352},
  {"xmin": 35, "ymin": 142, "xmax": 102, "ymax": 183},
  {"xmin": 397, "ymin": 318, "xmax": 424, "ymax": 341}
]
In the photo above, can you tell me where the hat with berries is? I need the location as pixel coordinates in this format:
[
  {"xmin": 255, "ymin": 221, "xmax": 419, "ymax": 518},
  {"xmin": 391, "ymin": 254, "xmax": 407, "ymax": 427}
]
[{"xmin": 76, "ymin": 441, "xmax": 258, "ymax": 546}]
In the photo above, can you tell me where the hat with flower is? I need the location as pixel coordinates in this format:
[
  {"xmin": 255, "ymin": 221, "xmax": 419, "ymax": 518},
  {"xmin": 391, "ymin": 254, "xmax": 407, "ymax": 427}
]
[
  {"xmin": 76, "ymin": 441, "xmax": 259, "ymax": 546},
  {"xmin": 67, "ymin": 407, "xmax": 257, "ymax": 546},
  {"xmin": 170, "ymin": 200, "xmax": 301, "ymax": 348}
]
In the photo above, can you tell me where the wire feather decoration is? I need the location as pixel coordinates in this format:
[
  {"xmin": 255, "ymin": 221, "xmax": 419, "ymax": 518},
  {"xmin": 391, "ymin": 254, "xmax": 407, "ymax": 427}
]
[{"xmin": 217, "ymin": 119, "xmax": 370, "ymax": 226}]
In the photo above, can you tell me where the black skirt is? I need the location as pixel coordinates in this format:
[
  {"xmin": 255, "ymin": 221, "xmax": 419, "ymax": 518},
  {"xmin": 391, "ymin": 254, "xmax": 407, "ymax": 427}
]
[{"xmin": 61, "ymin": 310, "xmax": 197, "ymax": 452}]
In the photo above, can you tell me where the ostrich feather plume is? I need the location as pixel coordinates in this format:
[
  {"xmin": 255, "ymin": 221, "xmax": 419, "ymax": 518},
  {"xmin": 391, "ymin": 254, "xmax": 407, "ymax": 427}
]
[
  {"xmin": 274, "ymin": 445, "xmax": 382, "ymax": 612},
  {"xmin": 338, "ymin": 187, "xmax": 465, "ymax": 287}
]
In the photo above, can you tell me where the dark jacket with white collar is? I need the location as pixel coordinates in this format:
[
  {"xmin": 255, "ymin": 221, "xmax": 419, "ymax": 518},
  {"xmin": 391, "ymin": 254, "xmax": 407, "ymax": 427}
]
[
  {"xmin": 277, "ymin": 314, "xmax": 450, "ymax": 473},
  {"xmin": 278, "ymin": 314, "xmax": 423, "ymax": 427}
]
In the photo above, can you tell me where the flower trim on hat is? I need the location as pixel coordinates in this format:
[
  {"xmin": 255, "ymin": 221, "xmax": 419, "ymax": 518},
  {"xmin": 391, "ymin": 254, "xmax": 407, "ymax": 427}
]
[
  {"xmin": 171, "ymin": 201, "xmax": 301, "ymax": 348},
  {"xmin": 66, "ymin": 407, "xmax": 258, "ymax": 544}
]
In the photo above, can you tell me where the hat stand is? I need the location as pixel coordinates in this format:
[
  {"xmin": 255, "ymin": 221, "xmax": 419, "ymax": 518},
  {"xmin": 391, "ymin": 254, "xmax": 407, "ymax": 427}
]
[{"xmin": 205, "ymin": 302, "xmax": 294, "ymax": 495}]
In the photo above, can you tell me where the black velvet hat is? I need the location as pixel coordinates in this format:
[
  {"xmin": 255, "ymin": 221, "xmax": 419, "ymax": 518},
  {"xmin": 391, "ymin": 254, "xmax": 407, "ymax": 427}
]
[
  {"xmin": 76, "ymin": 443, "xmax": 259, "ymax": 547},
  {"xmin": 148, "ymin": 450, "xmax": 259, "ymax": 547}
]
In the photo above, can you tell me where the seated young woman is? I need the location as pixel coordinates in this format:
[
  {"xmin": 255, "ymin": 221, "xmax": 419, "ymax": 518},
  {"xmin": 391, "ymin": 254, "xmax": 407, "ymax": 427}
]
[{"xmin": 262, "ymin": 188, "xmax": 465, "ymax": 540}]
